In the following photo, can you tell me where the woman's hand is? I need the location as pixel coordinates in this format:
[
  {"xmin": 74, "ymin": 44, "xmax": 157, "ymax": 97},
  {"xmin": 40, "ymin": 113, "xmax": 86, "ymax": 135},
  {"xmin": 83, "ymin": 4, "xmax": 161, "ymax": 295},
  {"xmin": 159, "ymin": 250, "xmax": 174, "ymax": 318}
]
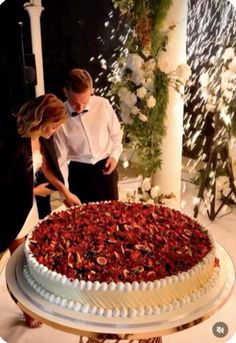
[
  {"xmin": 62, "ymin": 190, "xmax": 81, "ymax": 207},
  {"xmin": 40, "ymin": 157, "xmax": 81, "ymax": 206},
  {"xmin": 33, "ymin": 183, "xmax": 52, "ymax": 197}
]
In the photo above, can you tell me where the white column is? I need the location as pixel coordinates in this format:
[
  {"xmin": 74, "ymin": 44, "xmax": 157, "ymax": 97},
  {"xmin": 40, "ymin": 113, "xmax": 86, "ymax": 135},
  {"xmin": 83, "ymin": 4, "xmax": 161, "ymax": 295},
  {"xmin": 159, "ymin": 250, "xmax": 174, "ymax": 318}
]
[
  {"xmin": 24, "ymin": 1, "xmax": 45, "ymax": 96},
  {"xmin": 153, "ymin": 0, "xmax": 188, "ymax": 209}
]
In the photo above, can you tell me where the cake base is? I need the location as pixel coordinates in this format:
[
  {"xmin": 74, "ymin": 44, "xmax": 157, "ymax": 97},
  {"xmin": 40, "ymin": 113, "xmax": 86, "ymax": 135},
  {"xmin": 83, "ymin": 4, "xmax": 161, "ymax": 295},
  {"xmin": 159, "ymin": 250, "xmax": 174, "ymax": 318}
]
[{"xmin": 6, "ymin": 242, "xmax": 235, "ymax": 339}]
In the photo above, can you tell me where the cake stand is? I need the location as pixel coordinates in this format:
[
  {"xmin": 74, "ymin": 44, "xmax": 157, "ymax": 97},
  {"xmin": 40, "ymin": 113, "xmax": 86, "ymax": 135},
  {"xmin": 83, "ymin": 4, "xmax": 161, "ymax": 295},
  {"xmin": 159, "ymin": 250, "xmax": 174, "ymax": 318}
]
[{"xmin": 6, "ymin": 242, "xmax": 235, "ymax": 342}]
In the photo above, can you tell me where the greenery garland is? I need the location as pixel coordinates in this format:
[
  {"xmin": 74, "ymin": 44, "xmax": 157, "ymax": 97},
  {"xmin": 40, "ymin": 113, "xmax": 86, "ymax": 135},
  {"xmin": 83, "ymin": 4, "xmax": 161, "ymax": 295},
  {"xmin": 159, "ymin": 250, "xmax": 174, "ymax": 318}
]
[
  {"xmin": 125, "ymin": 70, "xmax": 169, "ymax": 175},
  {"xmin": 111, "ymin": 0, "xmax": 173, "ymax": 176}
]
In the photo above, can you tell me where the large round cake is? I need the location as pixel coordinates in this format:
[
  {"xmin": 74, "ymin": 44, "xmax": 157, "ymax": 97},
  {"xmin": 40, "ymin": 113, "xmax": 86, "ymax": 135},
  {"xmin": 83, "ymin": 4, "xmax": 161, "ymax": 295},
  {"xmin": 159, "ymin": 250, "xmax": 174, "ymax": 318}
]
[{"xmin": 24, "ymin": 201, "xmax": 220, "ymax": 318}]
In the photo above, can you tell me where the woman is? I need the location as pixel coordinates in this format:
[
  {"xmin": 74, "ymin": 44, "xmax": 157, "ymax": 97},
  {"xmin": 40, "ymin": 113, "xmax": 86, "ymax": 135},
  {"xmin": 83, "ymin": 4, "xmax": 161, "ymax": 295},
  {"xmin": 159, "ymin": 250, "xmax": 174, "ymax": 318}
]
[{"xmin": 0, "ymin": 94, "xmax": 81, "ymax": 327}]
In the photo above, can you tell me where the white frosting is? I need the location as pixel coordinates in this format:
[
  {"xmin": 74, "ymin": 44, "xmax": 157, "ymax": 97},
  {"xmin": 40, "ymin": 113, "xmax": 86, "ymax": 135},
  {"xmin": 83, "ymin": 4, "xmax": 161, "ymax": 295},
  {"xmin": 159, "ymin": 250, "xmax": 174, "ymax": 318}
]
[
  {"xmin": 24, "ymin": 230, "xmax": 220, "ymax": 318},
  {"xmin": 23, "ymin": 261, "xmax": 220, "ymax": 318}
]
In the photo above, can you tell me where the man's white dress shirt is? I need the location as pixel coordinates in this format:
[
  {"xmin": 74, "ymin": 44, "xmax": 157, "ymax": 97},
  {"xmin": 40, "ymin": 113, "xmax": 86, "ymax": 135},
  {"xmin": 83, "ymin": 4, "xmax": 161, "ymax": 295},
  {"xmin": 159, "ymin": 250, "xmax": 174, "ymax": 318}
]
[{"xmin": 53, "ymin": 95, "xmax": 123, "ymax": 185}]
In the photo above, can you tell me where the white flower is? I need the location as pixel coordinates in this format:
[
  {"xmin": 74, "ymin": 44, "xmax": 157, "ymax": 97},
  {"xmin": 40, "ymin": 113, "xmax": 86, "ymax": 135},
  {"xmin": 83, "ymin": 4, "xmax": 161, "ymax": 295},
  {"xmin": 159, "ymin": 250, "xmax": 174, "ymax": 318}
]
[
  {"xmin": 118, "ymin": 87, "xmax": 129, "ymax": 98},
  {"xmin": 119, "ymin": 89, "xmax": 137, "ymax": 107},
  {"xmin": 143, "ymin": 59, "xmax": 156, "ymax": 74},
  {"xmin": 142, "ymin": 192, "xmax": 150, "ymax": 202},
  {"xmin": 123, "ymin": 160, "xmax": 129, "ymax": 169},
  {"xmin": 157, "ymin": 52, "xmax": 171, "ymax": 74},
  {"xmin": 142, "ymin": 178, "xmax": 151, "ymax": 191},
  {"xmin": 120, "ymin": 103, "xmax": 133, "ymax": 124},
  {"xmin": 144, "ymin": 58, "xmax": 156, "ymax": 70},
  {"xmin": 136, "ymin": 87, "xmax": 147, "ymax": 99},
  {"xmin": 199, "ymin": 72, "xmax": 209, "ymax": 87},
  {"xmin": 222, "ymin": 47, "xmax": 235, "ymax": 62},
  {"xmin": 175, "ymin": 63, "xmax": 192, "ymax": 83},
  {"xmin": 131, "ymin": 106, "xmax": 139, "ymax": 115},
  {"xmin": 126, "ymin": 53, "xmax": 144, "ymax": 71},
  {"xmin": 131, "ymin": 70, "xmax": 145, "ymax": 86},
  {"xmin": 139, "ymin": 113, "xmax": 148, "ymax": 122},
  {"xmin": 143, "ymin": 78, "xmax": 154, "ymax": 91},
  {"xmin": 150, "ymin": 185, "xmax": 160, "ymax": 199},
  {"xmin": 120, "ymin": 113, "xmax": 133, "ymax": 124},
  {"xmin": 146, "ymin": 95, "xmax": 156, "ymax": 108}
]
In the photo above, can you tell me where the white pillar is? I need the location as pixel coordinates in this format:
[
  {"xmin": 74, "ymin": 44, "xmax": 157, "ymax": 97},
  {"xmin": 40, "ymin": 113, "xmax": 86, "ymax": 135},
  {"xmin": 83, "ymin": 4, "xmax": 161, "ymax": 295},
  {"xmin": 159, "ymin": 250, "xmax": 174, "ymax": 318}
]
[
  {"xmin": 153, "ymin": 0, "xmax": 188, "ymax": 209},
  {"xmin": 24, "ymin": 1, "xmax": 45, "ymax": 96}
]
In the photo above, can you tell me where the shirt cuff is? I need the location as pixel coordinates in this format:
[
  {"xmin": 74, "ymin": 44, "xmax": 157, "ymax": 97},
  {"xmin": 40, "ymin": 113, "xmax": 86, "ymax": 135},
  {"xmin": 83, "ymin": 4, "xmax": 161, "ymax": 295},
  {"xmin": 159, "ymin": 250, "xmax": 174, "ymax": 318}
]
[{"xmin": 111, "ymin": 151, "xmax": 121, "ymax": 163}]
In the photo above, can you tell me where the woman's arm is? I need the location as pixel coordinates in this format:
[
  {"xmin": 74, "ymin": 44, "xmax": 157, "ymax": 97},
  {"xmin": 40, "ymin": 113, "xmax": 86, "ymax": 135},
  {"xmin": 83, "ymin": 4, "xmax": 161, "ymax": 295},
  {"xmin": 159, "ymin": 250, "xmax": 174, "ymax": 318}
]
[{"xmin": 40, "ymin": 155, "xmax": 81, "ymax": 206}]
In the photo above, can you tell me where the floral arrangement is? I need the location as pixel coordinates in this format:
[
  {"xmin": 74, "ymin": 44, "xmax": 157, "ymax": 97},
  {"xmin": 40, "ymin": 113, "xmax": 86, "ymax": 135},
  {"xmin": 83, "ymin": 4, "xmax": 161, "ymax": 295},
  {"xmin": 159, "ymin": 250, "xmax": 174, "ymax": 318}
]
[
  {"xmin": 123, "ymin": 177, "xmax": 176, "ymax": 206},
  {"xmin": 110, "ymin": 0, "xmax": 191, "ymax": 176}
]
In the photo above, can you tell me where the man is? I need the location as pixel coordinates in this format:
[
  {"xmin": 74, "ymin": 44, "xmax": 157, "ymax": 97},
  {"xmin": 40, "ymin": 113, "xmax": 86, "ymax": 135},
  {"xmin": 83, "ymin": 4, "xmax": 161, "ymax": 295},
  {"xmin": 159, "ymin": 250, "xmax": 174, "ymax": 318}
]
[{"xmin": 53, "ymin": 68, "xmax": 123, "ymax": 203}]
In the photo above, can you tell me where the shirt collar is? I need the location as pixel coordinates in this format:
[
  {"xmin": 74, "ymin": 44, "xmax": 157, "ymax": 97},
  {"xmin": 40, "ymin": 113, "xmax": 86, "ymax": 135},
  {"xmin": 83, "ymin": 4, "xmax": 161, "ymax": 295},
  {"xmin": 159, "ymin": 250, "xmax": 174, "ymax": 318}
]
[{"xmin": 65, "ymin": 100, "xmax": 90, "ymax": 118}]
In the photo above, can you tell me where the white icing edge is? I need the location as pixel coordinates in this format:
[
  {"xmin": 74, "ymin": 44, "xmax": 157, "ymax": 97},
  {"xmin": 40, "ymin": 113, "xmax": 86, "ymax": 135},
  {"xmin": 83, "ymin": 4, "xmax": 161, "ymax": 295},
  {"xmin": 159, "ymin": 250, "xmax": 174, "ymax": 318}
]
[
  {"xmin": 23, "ymin": 261, "xmax": 220, "ymax": 318},
  {"xmin": 24, "ymin": 204, "xmax": 219, "ymax": 318}
]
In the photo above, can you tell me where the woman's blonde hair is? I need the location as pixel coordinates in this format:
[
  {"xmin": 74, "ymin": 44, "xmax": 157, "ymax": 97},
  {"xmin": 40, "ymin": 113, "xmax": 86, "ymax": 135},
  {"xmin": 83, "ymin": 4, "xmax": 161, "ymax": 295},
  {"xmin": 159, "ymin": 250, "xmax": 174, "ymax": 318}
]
[{"xmin": 16, "ymin": 94, "xmax": 67, "ymax": 137}]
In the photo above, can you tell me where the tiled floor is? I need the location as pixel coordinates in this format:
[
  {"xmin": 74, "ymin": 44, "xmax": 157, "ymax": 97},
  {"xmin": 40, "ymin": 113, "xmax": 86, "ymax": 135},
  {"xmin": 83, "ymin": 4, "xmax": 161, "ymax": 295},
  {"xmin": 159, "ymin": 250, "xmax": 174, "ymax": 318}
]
[{"xmin": 0, "ymin": 173, "xmax": 235, "ymax": 343}]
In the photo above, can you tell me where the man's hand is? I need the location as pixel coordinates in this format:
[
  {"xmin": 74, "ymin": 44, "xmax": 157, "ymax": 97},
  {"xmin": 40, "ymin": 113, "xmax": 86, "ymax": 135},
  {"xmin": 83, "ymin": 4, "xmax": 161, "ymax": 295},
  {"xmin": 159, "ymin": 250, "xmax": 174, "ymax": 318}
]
[{"xmin": 103, "ymin": 156, "xmax": 117, "ymax": 175}]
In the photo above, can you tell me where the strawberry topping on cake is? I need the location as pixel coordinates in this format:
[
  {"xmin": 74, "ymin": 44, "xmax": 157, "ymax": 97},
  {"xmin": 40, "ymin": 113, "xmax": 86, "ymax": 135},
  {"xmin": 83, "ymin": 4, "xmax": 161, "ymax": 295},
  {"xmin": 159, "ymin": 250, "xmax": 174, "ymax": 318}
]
[{"xmin": 29, "ymin": 201, "xmax": 212, "ymax": 283}]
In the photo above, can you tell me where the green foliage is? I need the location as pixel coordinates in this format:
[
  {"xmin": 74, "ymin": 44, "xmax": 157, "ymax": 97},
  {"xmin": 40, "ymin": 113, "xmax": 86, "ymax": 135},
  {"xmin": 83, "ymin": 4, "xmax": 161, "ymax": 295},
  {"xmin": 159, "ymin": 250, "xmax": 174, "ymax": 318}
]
[
  {"xmin": 150, "ymin": 0, "xmax": 173, "ymax": 55},
  {"xmin": 111, "ymin": 0, "xmax": 173, "ymax": 176},
  {"xmin": 133, "ymin": 0, "xmax": 146, "ymax": 17},
  {"xmin": 119, "ymin": 71, "xmax": 169, "ymax": 176}
]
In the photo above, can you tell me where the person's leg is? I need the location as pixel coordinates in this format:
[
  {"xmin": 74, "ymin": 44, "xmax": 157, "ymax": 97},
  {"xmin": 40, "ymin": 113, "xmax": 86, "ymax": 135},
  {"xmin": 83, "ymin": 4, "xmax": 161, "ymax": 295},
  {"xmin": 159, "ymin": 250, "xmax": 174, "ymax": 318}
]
[
  {"xmin": 69, "ymin": 159, "xmax": 119, "ymax": 203},
  {"xmin": 92, "ymin": 158, "xmax": 119, "ymax": 201},
  {"xmin": 102, "ymin": 169, "xmax": 119, "ymax": 200},
  {"xmin": 68, "ymin": 161, "xmax": 96, "ymax": 203},
  {"xmin": 90, "ymin": 168, "xmax": 119, "ymax": 202}
]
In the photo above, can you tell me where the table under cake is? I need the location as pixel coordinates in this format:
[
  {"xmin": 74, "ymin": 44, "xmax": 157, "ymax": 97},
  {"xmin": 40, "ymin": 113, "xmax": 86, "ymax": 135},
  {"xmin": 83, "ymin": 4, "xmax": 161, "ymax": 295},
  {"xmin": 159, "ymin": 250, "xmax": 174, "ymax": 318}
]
[{"xmin": 5, "ymin": 243, "xmax": 235, "ymax": 342}]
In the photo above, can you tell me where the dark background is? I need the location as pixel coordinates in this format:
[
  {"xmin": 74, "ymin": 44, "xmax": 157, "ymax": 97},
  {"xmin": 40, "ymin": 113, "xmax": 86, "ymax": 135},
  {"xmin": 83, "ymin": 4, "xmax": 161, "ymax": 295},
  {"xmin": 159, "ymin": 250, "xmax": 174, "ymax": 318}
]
[
  {"xmin": 0, "ymin": 0, "xmax": 123, "ymax": 120},
  {"xmin": 0, "ymin": 0, "xmax": 235, "ymax": 158}
]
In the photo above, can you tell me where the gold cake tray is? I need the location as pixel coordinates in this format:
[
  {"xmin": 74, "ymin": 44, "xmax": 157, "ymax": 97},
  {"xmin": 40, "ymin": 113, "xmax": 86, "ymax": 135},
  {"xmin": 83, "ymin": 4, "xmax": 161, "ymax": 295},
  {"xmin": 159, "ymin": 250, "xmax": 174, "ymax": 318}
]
[{"xmin": 6, "ymin": 243, "xmax": 235, "ymax": 339}]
